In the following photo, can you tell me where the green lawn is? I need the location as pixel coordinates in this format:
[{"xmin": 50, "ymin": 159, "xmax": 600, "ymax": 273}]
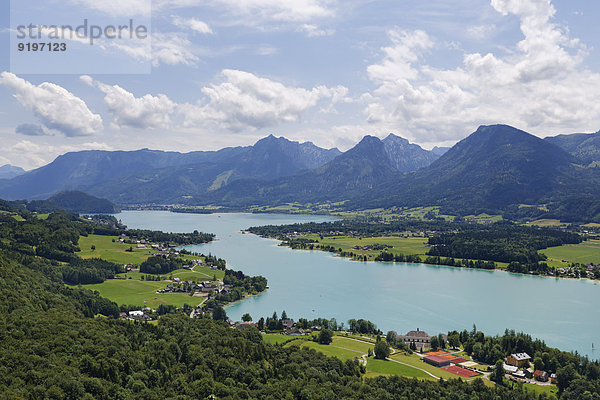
[
  {"xmin": 542, "ymin": 239, "xmax": 600, "ymax": 266},
  {"xmin": 73, "ymin": 279, "xmax": 204, "ymax": 308},
  {"xmin": 331, "ymin": 337, "xmax": 374, "ymax": 353},
  {"xmin": 528, "ymin": 219, "xmax": 567, "ymax": 227},
  {"xmin": 299, "ymin": 340, "xmax": 366, "ymax": 362},
  {"xmin": 522, "ymin": 383, "xmax": 558, "ymax": 398},
  {"xmin": 78, "ymin": 234, "xmax": 154, "ymax": 265},
  {"xmin": 365, "ymin": 358, "xmax": 431, "ymax": 379},
  {"xmin": 262, "ymin": 333, "xmax": 305, "ymax": 345},
  {"xmin": 314, "ymin": 235, "xmax": 429, "ymax": 259}
]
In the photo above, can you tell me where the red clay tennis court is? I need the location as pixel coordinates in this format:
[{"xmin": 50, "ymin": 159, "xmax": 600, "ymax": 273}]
[
  {"xmin": 442, "ymin": 366, "xmax": 481, "ymax": 378},
  {"xmin": 425, "ymin": 351, "xmax": 448, "ymax": 356}
]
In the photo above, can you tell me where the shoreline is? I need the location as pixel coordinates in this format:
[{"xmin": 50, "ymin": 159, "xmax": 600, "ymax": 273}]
[
  {"xmin": 223, "ymin": 290, "xmax": 266, "ymax": 309},
  {"xmin": 254, "ymin": 233, "xmax": 600, "ymax": 284}
]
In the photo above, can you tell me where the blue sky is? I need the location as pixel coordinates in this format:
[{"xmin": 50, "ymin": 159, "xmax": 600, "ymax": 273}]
[{"xmin": 1, "ymin": 0, "xmax": 600, "ymax": 169}]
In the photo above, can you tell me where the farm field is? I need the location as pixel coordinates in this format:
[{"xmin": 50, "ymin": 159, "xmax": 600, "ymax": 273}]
[
  {"xmin": 72, "ymin": 279, "xmax": 203, "ymax": 308},
  {"xmin": 542, "ymin": 239, "xmax": 600, "ymax": 267},
  {"xmin": 117, "ymin": 266, "xmax": 224, "ymax": 281},
  {"xmin": 78, "ymin": 234, "xmax": 154, "ymax": 264},
  {"xmin": 312, "ymin": 235, "xmax": 429, "ymax": 258}
]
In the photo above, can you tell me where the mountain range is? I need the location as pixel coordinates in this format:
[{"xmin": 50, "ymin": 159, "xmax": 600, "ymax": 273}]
[
  {"xmin": 2, "ymin": 125, "xmax": 600, "ymax": 221},
  {"xmin": 0, "ymin": 134, "xmax": 441, "ymax": 204},
  {"xmin": 205, "ymin": 125, "xmax": 600, "ymax": 221}
]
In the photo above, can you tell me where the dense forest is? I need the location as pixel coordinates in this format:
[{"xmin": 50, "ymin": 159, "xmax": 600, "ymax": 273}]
[{"xmin": 427, "ymin": 226, "xmax": 581, "ymax": 263}]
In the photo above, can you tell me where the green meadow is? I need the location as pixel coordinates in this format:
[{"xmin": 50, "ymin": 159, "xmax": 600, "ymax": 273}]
[
  {"xmin": 78, "ymin": 234, "xmax": 153, "ymax": 264},
  {"xmin": 72, "ymin": 279, "xmax": 204, "ymax": 308},
  {"xmin": 117, "ymin": 266, "xmax": 224, "ymax": 281},
  {"xmin": 542, "ymin": 239, "xmax": 600, "ymax": 267},
  {"xmin": 365, "ymin": 358, "xmax": 431, "ymax": 379},
  {"xmin": 312, "ymin": 235, "xmax": 429, "ymax": 258}
]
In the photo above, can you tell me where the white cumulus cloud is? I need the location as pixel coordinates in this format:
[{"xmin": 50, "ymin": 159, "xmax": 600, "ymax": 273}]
[
  {"xmin": 0, "ymin": 72, "xmax": 102, "ymax": 137},
  {"xmin": 172, "ymin": 16, "xmax": 213, "ymax": 34},
  {"xmin": 81, "ymin": 76, "xmax": 176, "ymax": 129},
  {"xmin": 180, "ymin": 69, "xmax": 349, "ymax": 131},
  {"xmin": 362, "ymin": 0, "xmax": 600, "ymax": 144}
]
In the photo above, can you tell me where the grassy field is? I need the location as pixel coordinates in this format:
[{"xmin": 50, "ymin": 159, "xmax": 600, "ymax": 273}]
[
  {"xmin": 542, "ymin": 239, "xmax": 600, "ymax": 267},
  {"xmin": 300, "ymin": 340, "xmax": 366, "ymax": 362},
  {"xmin": 262, "ymin": 333, "xmax": 305, "ymax": 345},
  {"xmin": 72, "ymin": 279, "xmax": 204, "ymax": 308},
  {"xmin": 528, "ymin": 219, "xmax": 568, "ymax": 227},
  {"xmin": 312, "ymin": 235, "xmax": 429, "ymax": 259},
  {"xmin": 117, "ymin": 266, "xmax": 224, "ymax": 281},
  {"xmin": 521, "ymin": 382, "xmax": 558, "ymax": 398},
  {"xmin": 78, "ymin": 234, "xmax": 154, "ymax": 264},
  {"xmin": 365, "ymin": 358, "xmax": 431, "ymax": 379}
]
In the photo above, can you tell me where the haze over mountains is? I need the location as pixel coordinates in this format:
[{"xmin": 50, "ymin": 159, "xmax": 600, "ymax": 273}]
[
  {"xmin": 1, "ymin": 125, "xmax": 600, "ymax": 221},
  {"xmin": 0, "ymin": 164, "xmax": 25, "ymax": 180},
  {"xmin": 0, "ymin": 134, "xmax": 441, "ymax": 204}
]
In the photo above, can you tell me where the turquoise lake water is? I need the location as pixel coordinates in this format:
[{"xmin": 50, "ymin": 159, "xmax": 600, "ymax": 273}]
[{"xmin": 116, "ymin": 210, "xmax": 600, "ymax": 359}]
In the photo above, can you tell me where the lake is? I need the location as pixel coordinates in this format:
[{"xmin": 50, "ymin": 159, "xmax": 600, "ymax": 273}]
[{"xmin": 117, "ymin": 210, "xmax": 600, "ymax": 359}]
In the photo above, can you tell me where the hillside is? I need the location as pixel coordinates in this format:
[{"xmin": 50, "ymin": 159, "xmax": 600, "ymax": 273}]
[
  {"xmin": 48, "ymin": 190, "xmax": 119, "ymax": 213},
  {"xmin": 208, "ymin": 135, "xmax": 401, "ymax": 206},
  {"xmin": 382, "ymin": 134, "xmax": 440, "ymax": 172},
  {"xmin": 545, "ymin": 131, "xmax": 600, "ymax": 166},
  {"xmin": 204, "ymin": 125, "xmax": 600, "ymax": 221},
  {"xmin": 0, "ymin": 164, "xmax": 25, "ymax": 180},
  {"xmin": 362, "ymin": 125, "xmax": 600, "ymax": 219}
]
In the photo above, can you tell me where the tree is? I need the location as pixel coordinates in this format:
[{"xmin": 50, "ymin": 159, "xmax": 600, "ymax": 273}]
[
  {"xmin": 430, "ymin": 335, "xmax": 439, "ymax": 351},
  {"xmin": 242, "ymin": 313, "xmax": 252, "ymax": 322},
  {"xmin": 318, "ymin": 329, "xmax": 333, "ymax": 345},
  {"xmin": 557, "ymin": 364, "xmax": 580, "ymax": 393},
  {"xmin": 448, "ymin": 332, "xmax": 460, "ymax": 349},
  {"xmin": 257, "ymin": 317, "xmax": 265, "ymax": 330},
  {"xmin": 281, "ymin": 310, "xmax": 287, "ymax": 320},
  {"xmin": 533, "ymin": 357, "xmax": 544, "ymax": 371},
  {"xmin": 490, "ymin": 360, "xmax": 505, "ymax": 385},
  {"xmin": 374, "ymin": 340, "xmax": 391, "ymax": 360},
  {"xmin": 386, "ymin": 331, "xmax": 398, "ymax": 346},
  {"xmin": 438, "ymin": 334, "xmax": 446, "ymax": 349},
  {"xmin": 212, "ymin": 306, "xmax": 227, "ymax": 321}
]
